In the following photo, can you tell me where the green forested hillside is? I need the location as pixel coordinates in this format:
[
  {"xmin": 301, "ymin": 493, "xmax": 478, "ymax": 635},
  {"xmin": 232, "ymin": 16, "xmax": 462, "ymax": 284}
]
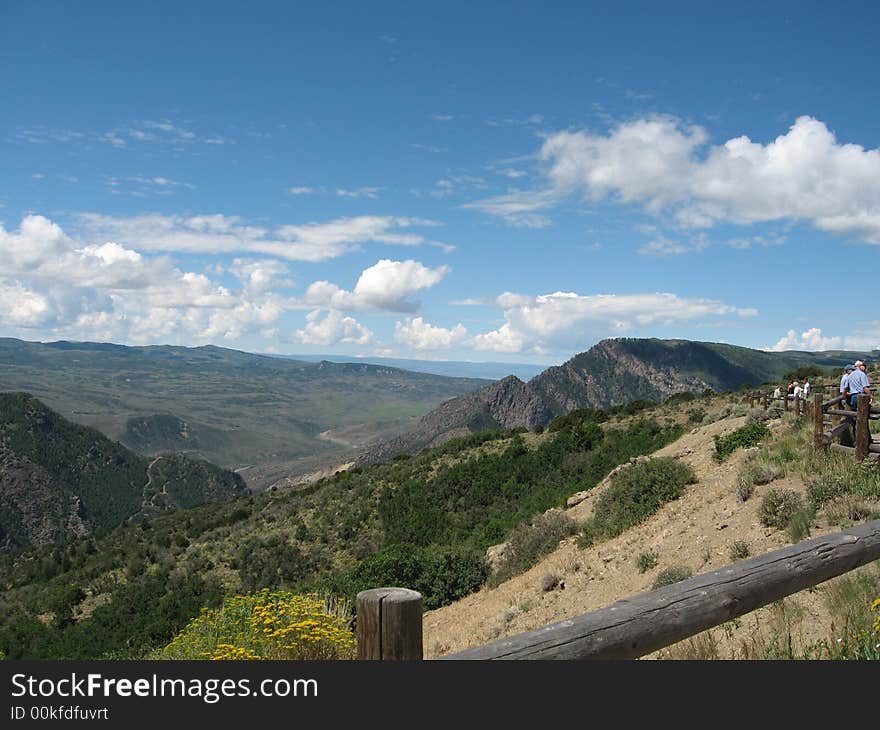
[
  {"xmin": 0, "ymin": 393, "xmax": 248, "ymax": 548},
  {"xmin": 0, "ymin": 401, "xmax": 685, "ymax": 659}
]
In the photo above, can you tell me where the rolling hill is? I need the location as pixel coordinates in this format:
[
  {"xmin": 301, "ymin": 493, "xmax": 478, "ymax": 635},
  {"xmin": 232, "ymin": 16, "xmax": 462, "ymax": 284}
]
[
  {"xmin": 271, "ymin": 353, "xmax": 549, "ymax": 381},
  {"xmin": 0, "ymin": 392, "xmax": 248, "ymax": 548}
]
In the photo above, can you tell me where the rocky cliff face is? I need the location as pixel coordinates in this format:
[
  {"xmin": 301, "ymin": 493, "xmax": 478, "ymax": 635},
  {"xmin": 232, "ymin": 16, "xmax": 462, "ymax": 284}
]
[
  {"xmin": 0, "ymin": 457, "xmax": 91, "ymax": 549},
  {"xmin": 483, "ymin": 375, "xmax": 555, "ymax": 429},
  {"xmin": 530, "ymin": 339, "xmax": 719, "ymax": 412},
  {"xmin": 355, "ymin": 376, "xmax": 554, "ymax": 466}
]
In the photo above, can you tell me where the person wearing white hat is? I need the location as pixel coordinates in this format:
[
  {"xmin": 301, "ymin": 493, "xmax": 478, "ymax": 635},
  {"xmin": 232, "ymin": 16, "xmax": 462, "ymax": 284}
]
[{"xmin": 846, "ymin": 361, "xmax": 872, "ymax": 409}]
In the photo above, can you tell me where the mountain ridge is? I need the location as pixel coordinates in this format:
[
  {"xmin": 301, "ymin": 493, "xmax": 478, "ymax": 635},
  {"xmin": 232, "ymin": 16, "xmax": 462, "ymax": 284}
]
[
  {"xmin": 266, "ymin": 353, "xmax": 549, "ymax": 381},
  {"xmin": 355, "ymin": 337, "xmax": 875, "ymax": 466}
]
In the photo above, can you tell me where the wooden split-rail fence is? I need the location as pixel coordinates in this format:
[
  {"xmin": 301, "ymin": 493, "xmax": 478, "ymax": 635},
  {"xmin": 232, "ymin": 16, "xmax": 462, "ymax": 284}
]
[
  {"xmin": 358, "ymin": 385, "xmax": 879, "ymax": 660},
  {"xmin": 356, "ymin": 520, "xmax": 880, "ymax": 659},
  {"xmin": 811, "ymin": 392, "xmax": 880, "ymax": 462},
  {"xmin": 745, "ymin": 383, "xmax": 878, "ymax": 462}
]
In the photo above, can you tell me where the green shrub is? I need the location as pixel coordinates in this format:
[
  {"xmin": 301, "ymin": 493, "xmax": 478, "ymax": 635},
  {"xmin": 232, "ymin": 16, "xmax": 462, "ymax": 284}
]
[
  {"xmin": 652, "ymin": 565, "xmax": 692, "ymax": 589},
  {"xmin": 787, "ymin": 507, "xmax": 815, "ymax": 543},
  {"xmin": 736, "ymin": 479, "xmax": 755, "ymax": 503},
  {"xmin": 782, "ymin": 365, "xmax": 825, "ymax": 384},
  {"xmin": 490, "ymin": 510, "xmax": 578, "ymax": 587},
  {"xmin": 579, "ymin": 458, "xmax": 697, "ymax": 547},
  {"xmin": 324, "ymin": 543, "xmax": 488, "ymax": 610},
  {"xmin": 665, "ymin": 392, "xmax": 696, "ymax": 406},
  {"xmin": 823, "ymin": 495, "xmax": 880, "ymax": 528},
  {"xmin": 737, "ymin": 460, "xmax": 781, "ymax": 502},
  {"xmin": 548, "ymin": 407, "xmax": 606, "ymax": 432},
  {"xmin": 237, "ymin": 536, "xmax": 315, "ymax": 592},
  {"xmin": 750, "ymin": 462, "xmax": 782, "ymax": 485},
  {"xmin": 746, "ymin": 408, "xmax": 772, "ymax": 425},
  {"xmin": 713, "ymin": 422, "xmax": 771, "ymax": 462},
  {"xmin": 729, "ymin": 540, "xmax": 750, "ymax": 560},
  {"xmin": 636, "ymin": 550, "xmax": 659, "ymax": 573},
  {"xmin": 759, "ymin": 489, "xmax": 804, "ymax": 529},
  {"xmin": 687, "ymin": 408, "xmax": 706, "ymax": 424}
]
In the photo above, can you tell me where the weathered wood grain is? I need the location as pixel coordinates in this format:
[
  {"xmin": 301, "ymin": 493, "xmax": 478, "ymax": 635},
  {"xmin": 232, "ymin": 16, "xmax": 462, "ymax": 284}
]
[
  {"xmin": 813, "ymin": 394, "xmax": 824, "ymax": 450},
  {"xmin": 357, "ymin": 587, "xmax": 423, "ymax": 660},
  {"xmin": 827, "ymin": 409, "xmax": 879, "ymax": 420},
  {"xmin": 855, "ymin": 396, "xmax": 871, "ymax": 462},
  {"xmin": 440, "ymin": 520, "xmax": 880, "ymax": 660},
  {"xmin": 822, "ymin": 421, "xmax": 852, "ymax": 444}
]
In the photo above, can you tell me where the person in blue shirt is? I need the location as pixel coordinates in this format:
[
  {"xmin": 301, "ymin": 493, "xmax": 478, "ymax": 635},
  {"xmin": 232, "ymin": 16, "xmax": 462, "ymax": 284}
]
[
  {"xmin": 845, "ymin": 360, "xmax": 872, "ymax": 409},
  {"xmin": 840, "ymin": 364, "xmax": 854, "ymax": 397}
]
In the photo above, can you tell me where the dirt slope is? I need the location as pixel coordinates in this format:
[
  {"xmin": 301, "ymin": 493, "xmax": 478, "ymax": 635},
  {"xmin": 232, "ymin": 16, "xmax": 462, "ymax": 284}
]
[{"xmin": 423, "ymin": 414, "xmax": 866, "ymax": 659}]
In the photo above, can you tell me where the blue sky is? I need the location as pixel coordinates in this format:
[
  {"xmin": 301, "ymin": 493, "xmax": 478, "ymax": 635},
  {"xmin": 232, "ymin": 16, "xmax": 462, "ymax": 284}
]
[{"xmin": 2, "ymin": 0, "xmax": 879, "ymax": 367}]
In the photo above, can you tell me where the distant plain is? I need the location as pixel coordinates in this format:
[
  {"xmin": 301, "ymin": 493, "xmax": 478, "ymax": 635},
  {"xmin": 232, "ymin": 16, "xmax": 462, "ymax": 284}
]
[{"xmin": 0, "ymin": 338, "xmax": 491, "ymax": 489}]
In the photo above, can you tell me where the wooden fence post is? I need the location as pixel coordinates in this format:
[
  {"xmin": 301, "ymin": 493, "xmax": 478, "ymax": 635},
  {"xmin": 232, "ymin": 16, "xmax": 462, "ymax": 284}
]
[
  {"xmin": 794, "ymin": 393, "xmax": 801, "ymax": 419},
  {"xmin": 813, "ymin": 393, "xmax": 824, "ymax": 451},
  {"xmin": 357, "ymin": 587, "xmax": 423, "ymax": 660},
  {"xmin": 855, "ymin": 395, "xmax": 871, "ymax": 462},
  {"xmin": 784, "ymin": 394, "xmax": 789, "ymax": 412}
]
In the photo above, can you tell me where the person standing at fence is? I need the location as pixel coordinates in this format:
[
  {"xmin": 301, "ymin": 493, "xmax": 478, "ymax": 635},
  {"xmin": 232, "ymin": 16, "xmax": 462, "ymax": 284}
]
[
  {"xmin": 846, "ymin": 360, "xmax": 872, "ymax": 409},
  {"xmin": 840, "ymin": 364, "xmax": 854, "ymax": 401},
  {"xmin": 803, "ymin": 379, "xmax": 811, "ymax": 398},
  {"xmin": 773, "ymin": 385, "xmax": 781, "ymax": 399},
  {"xmin": 793, "ymin": 381, "xmax": 803, "ymax": 399}
]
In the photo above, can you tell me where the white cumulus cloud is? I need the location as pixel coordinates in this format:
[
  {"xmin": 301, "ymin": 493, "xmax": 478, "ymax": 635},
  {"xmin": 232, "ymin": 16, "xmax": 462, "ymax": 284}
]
[
  {"xmin": 0, "ymin": 282, "xmax": 52, "ymax": 326},
  {"xmin": 0, "ymin": 214, "xmax": 292, "ymax": 345},
  {"xmin": 228, "ymin": 258, "xmax": 291, "ymax": 295},
  {"xmin": 470, "ymin": 115, "xmax": 880, "ymax": 243},
  {"xmin": 295, "ymin": 310, "xmax": 374, "ymax": 346},
  {"xmin": 767, "ymin": 327, "xmax": 879, "ymax": 352},
  {"xmin": 394, "ymin": 317, "xmax": 468, "ymax": 350},
  {"xmin": 303, "ymin": 259, "xmax": 450, "ymax": 313},
  {"xmin": 471, "ymin": 291, "xmax": 757, "ymax": 354}
]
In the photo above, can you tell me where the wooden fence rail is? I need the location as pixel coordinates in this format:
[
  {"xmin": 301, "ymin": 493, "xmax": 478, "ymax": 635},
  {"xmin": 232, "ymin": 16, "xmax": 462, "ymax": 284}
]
[
  {"xmin": 358, "ymin": 520, "xmax": 880, "ymax": 660},
  {"xmin": 812, "ymin": 393, "xmax": 879, "ymax": 461},
  {"xmin": 748, "ymin": 384, "xmax": 878, "ymax": 462}
]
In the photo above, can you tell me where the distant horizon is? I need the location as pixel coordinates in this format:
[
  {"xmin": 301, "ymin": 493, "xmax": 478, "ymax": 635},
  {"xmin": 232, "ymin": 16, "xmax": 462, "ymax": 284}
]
[
  {"xmin": 5, "ymin": 332, "xmax": 878, "ymax": 367},
  {"xmin": 3, "ymin": 3, "xmax": 878, "ymax": 361}
]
